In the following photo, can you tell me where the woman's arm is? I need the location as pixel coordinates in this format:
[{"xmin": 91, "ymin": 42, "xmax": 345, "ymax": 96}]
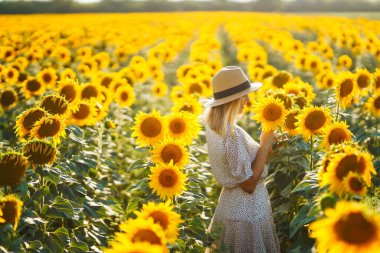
[{"xmin": 239, "ymin": 131, "xmax": 276, "ymax": 194}]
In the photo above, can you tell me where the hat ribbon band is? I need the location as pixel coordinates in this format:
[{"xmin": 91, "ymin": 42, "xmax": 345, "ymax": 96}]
[{"xmin": 213, "ymin": 80, "xmax": 250, "ymax": 100}]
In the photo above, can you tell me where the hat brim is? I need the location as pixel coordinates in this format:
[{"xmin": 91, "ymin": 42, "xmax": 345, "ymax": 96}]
[{"xmin": 204, "ymin": 82, "xmax": 262, "ymax": 107}]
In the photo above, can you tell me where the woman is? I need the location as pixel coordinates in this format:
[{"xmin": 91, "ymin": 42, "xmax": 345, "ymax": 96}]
[{"xmin": 203, "ymin": 66, "xmax": 281, "ymax": 253}]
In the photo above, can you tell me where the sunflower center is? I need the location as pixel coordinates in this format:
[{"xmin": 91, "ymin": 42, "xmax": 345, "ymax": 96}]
[
  {"xmin": 159, "ymin": 169, "xmax": 178, "ymax": 187},
  {"xmin": 60, "ymin": 85, "xmax": 76, "ymax": 103},
  {"xmin": 263, "ymin": 103, "xmax": 282, "ymax": 121},
  {"xmin": 140, "ymin": 117, "xmax": 162, "ymax": 137},
  {"xmin": 73, "ymin": 104, "xmax": 91, "ymax": 120},
  {"xmin": 82, "ymin": 85, "xmax": 98, "ymax": 99},
  {"xmin": 26, "ymin": 79, "xmax": 41, "ymax": 92},
  {"xmin": 149, "ymin": 211, "xmax": 169, "ymax": 229},
  {"xmin": 0, "ymin": 201, "xmax": 18, "ymax": 224},
  {"xmin": 272, "ymin": 72, "xmax": 290, "ymax": 88},
  {"xmin": 374, "ymin": 97, "xmax": 380, "ymax": 110},
  {"xmin": 0, "ymin": 154, "xmax": 29, "ymax": 186},
  {"xmin": 161, "ymin": 144, "xmax": 182, "ymax": 164},
  {"xmin": 7, "ymin": 71, "xmax": 14, "ymax": 79},
  {"xmin": 334, "ymin": 212, "xmax": 376, "ymax": 245},
  {"xmin": 121, "ymin": 91, "xmax": 128, "ymax": 101},
  {"xmin": 348, "ymin": 177, "xmax": 364, "ymax": 192},
  {"xmin": 274, "ymin": 94, "xmax": 292, "ymax": 109},
  {"xmin": 101, "ymin": 77, "xmax": 112, "ymax": 87},
  {"xmin": 285, "ymin": 112, "xmax": 298, "ymax": 130},
  {"xmin": 40, "ymin": 96, "xmax": 68, "ymax": 115},
  {"xmin": 131, "ymin": 229, "xmax": 162, "ymax": 245},
  {"xmin": 335, "ymin": 154, "xmax": 365, "ymax": 180},
  {"xmin": 304, "ymin": 110, "xmax": 326, "ymax": 131},
  {"xmin": 189, "ymin": 83, "xmax": 202, "ymax": 94},
  {"xmin": 180, "ymin": 105, "xmax": 193, "ymax": 113},
  {"xmin": 42, "ymin": 73, "xmax": 52, "ymax": 83},
  {"xmin": 169, "ymin": 119, "xmax": 185, "ymax": 134},
  {"xmin": 357, "ymin": 75, "xmax": 370, "ymax": 88},
  {"xmin": 23, "ymin": 142, "xmax": 56, "ymax": 165},
  {"xmin": 0, "ymin": 90, "xmax": 16, "ymax": 107},
  {"xmin": 37, "ymin": 119, "xmax": 61, "ymax": 138},
  {"xmin": 328, "ymin": 128, "xmax": 348, "ymax": 145},
  {"xmin": 23, "ymin": 110, "xmax": 45, "ymax": 130},
  {"xmin": 375, "ymin": 78, "xmax": 380, "ymax": 89},
  {"xmin": 326, "ymin": 78, "xmax": 334, "ymax": 87},
  {"xmin": 340, "ymin": 79, "xmax": 354, "ymax": 97}
]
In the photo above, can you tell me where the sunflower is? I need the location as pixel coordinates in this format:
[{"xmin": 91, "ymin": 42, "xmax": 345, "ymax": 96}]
[
  {"xmin": 52, "ymin": 46, "xmax": 71, "ymax": 64},
  {"xmin": 39, "ymin": 94, "xmax": 69, "ymax": 117},
  {"xmin": 30, "ymin": 114, "xmax": 66, "ymax": 145},
  {"xmin": 151, "ymin": 82, "xmax": 168, "ymax": 98},
  {"xmin": 343, "ymin": 171, "xmax": 367, "ymax": 196},
  {"xmin": 272, "ymin": 92, "xmax": 293, "ymax": 110},
  {"xmin": 21, "ymin": 77, "xmax": 45, "ymax": 99},
  {"xmin": 95, "ymin": 72, "xmax": 114, "ymax": 89},
  {"xmin": 111, "ymin": 77, "xmax": 131, "ymax": 92},
  {"xmin": 37, "ymin": 68, "xmax": 57, "ymax": 88},
  {"xmin": 321, "ymin": 121, "xmax": 353, "ymax": 148},
  {"xmin": 151, "ymin": 70, "xmax": 165, "ymax": 82},
  {"xmin": 252, "ymin": 96, "xmax": 288, "ymax": 132},
  {"xmin": 335, "ymin": 71, "xmax": 357, "ymax": 109},
  {"xmin": 67, "ymin": 99, "xmax": 98, "ymax": 127},
  {"xmin": 134, "ymin": 201, "xmax": 183, "ymax": 243},
  {"xmin": 309, "ymin": 201, "xmax": 380, "ymax": 253},
  {"xmin": 60, "ymin": 68, "xmax": 77, "ymax": 81},
  {"xmin": 56, "ymin": 78, "xmax": 80, "ymax": 105},
  {"xmin": 15, "ymin": 107, "xmax": 48, "ymax": 139},
  {"xmin": 0, "ymin": 87, "xmax": 18, "ymax": 110},
  {"xmin": 170, "ymin": 86, "xmax": 184, "ymax": 101},
  {"xmin": 151, "ymin": 138, "xmax": 189, "ymax": 168},
  {"xmin": 149, "ymin": 161, "xmax": 187, "ymax": 200},
  {"xmin": 176, "ymin": 64, "xmax": 194, "ymax": 83},
  {"xmin": 365, "ymin": 93, "xmax": 380, "ymax": 117},
  {"xmin": 171, "ymin": 95, "xmax": 203, "ymax": 116},
  {"xmin": 104, "ymin": 241, "xmax": 164, "ymax": 253},
  {"xmin": 321, "ymin": 147, "xmax": 376, "ymax": 196},
  {"xmin": 283, "ymin": 109, "xmax": 299, "ymax": 136},
  {"xmin": 0, "ymin": 151, "xmax": 29, "ymax": 187},
  {"xmin": 0, "ymin": 195, "xmax": 23, "ymax": 231},
  {"xmin": 183, "ymin": 81, "xmax": 207, "ymax": 97},
  {"xmin": 131, "ymin": 110, "xmax": 166, "ymax": 147},
  {"xmin": 1, "ymin": 46, "xmax": 16, "ymax": 62},
  {"xmin": 114, "ymin": 84, "xmax": 135, "ymax": 107},
  {"xmin": 117, "ymin": 217, "xmax": 167, "ymax": 247},
  {"xmin": 372, "ymin": 68, "xmax": 380, "ymax": 91},
  {"xmin": 76, "ymin": 46, "xmax": 92, "ymax": 60},
  {"xmin": 4, "ymin": 67, "xmax": 19, "ymax": 84},
  {"xmin": 80, "ymin": 82, "xmax": 102, "ymax": 101},
  {"xmin": 355, "ymin": 68, "xmax": 372, "ymax": 95},
  {"xmin": 22, "ymin": 139, "xmax": 57, "ymax": 167},
  {"xmin": 337, "ymin": 54, "xmax": 353, "ymax": 69},
  {"xmin": 165, "ymin": 111, "xmax": 200, "ymax": 145},
  {"xmin": 296, "ymin": 106, "xmax": 332, "ymax": 140},
  {"xmin": 269, "ymin": 70, "xmax": 292, "ymax": 89}
]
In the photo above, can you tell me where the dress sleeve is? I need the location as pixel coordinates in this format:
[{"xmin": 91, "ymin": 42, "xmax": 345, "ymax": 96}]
[{"xmin": 223, "ymin": 128, "xmax": 254, "ymax": 188}]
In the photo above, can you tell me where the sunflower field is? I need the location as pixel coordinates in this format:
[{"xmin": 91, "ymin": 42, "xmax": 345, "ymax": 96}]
[{"xmin": 0, "ymin": 12, "xmax": 379, "ymax": 253}]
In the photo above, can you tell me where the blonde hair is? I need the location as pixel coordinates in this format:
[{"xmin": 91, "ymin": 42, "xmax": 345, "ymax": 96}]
[{"xmin": 204, "ymin": 96, "xmax": 246, "ymax": 137}]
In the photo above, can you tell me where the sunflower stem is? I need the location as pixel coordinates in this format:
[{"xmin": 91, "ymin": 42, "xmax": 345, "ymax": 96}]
[
  {"xmin": 96, "ymin": 122, "xmax": 104, "ymax": 171},
  {"xmin": 309, "ymin": 135, "xmax": 314, "ymax": 171},
  {"xmin": 335, "ymin": 102, "xmax": 340, "ymax": 121}
]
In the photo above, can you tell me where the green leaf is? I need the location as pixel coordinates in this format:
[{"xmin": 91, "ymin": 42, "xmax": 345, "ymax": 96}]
[
  {"xmin": 43, "ymin": 167, "xmax": 61, "ymax": 186},
  {"xmin": 289, "ymin": 204, "xmax": 316, "ymax": 238},
  {"xmin": 126, "ymin": 198, "xmax": 141, "ymax": 217},
  {"xmin": 127, "ymin": 159, "xmax": 146, "ymax": 172},
  {"xmin": 28, "ymin": 240, "xmax": 43, "ymax": 251},
  {"xmin": 274, "ymin": 171, "xmax": 292, "ymax": 192},
  {"xmin": 67, "ymin": 237, "xmax": 89, "ymax": 253},
  {"xmin": 45, "ymin": 196, "xmax": 74, "ymax": 219},
  {"xmin": 44, "ymin": 227, "xmax": 70, "ymax": 253}
]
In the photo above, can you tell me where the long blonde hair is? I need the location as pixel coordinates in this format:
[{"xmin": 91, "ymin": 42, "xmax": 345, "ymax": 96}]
[{"xmin": 204, "ymin": 96, "xmax": 246, "ymax": 137}]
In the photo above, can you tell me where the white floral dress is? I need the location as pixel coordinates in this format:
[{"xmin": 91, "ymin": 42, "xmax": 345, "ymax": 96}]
[{"xmin": 205, "ymin": 123, "xmax": 281, "ymax": 253}]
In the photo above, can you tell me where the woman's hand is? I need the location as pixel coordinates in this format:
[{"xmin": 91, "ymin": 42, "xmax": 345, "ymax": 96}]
[{"xmin": 259, "ymin": 130, "xmax": 278, "ymax": 151}]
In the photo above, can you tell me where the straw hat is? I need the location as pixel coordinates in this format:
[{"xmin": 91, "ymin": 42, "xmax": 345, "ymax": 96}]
[{"xmin": 204, "ymin": 66, "xmax": 262, "ymax": 107}]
